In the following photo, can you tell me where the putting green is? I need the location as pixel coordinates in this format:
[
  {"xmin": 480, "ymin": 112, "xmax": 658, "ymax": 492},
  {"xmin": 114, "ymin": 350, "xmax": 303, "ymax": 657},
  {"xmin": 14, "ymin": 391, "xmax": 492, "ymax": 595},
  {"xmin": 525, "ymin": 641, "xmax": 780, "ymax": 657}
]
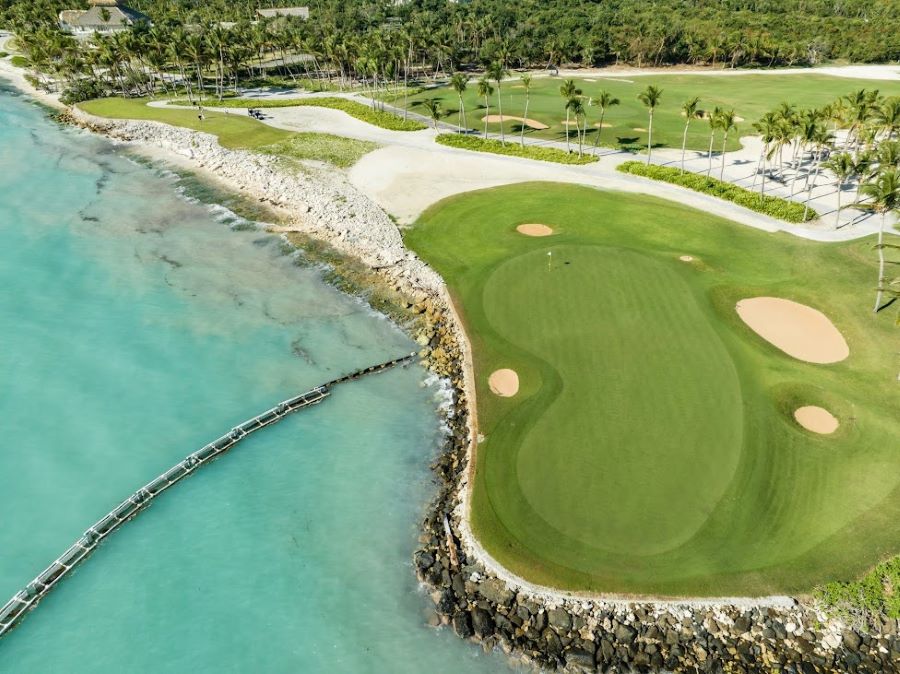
[{"xmin": 407, "ymin": 182, "xmax": 900, "ymax": 596}]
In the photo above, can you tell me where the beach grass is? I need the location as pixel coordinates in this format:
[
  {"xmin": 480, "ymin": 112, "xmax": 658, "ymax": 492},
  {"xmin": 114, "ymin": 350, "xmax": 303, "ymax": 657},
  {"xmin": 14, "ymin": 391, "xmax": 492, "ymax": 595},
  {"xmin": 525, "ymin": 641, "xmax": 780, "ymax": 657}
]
[
  {"xmin": 77, "ymin": 97, "xmax": 378, "ymax": 166},
  {"xmin": 406, "ymin": 73, "xmax": 900, "ymax": 151},
  {"xmin": 406, "ymin": 182, "xmax": 900, "ymax": 597}
]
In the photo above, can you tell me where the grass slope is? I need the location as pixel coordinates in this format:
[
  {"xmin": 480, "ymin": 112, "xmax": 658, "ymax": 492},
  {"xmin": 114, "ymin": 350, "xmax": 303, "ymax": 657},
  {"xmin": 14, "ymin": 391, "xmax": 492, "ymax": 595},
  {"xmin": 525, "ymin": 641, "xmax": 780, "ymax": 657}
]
[
  {"xmin": 407, "ymin": 182, "xmax": 900, "ymax": 596},
  {"xmin": 78, "ymin": 98, "xmax": 377, "ymax": 166},
  {"xmin": 407, "ymin": 73, "xmax": 900, "ymax": 151}
]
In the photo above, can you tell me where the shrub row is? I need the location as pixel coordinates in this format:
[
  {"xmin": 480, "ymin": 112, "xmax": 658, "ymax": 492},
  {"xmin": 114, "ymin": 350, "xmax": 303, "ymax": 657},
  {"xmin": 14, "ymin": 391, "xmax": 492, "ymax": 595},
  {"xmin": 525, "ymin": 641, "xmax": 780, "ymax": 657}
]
[
  {"xmin": 436, "ymin": 134, "xmax": 599, "ymax": 165},
  {"xmin": 814, "ymin": 556, "xmax": 900, "ymax": 622},
  {"xmin": 169, "ymin": 96, "xmax": 426, "ymax": 131},
  {"xmin": 616, "ymin": 161, "xmax": 817, "ymax": 223}
]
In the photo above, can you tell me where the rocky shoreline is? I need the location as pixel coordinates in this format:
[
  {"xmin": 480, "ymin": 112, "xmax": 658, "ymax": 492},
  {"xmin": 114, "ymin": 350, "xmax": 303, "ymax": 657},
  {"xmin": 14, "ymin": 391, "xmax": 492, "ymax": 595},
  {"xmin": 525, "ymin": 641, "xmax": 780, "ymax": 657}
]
[{"xmin": 52, "ymin": 104, "xmax": 900, "ymax": 673}]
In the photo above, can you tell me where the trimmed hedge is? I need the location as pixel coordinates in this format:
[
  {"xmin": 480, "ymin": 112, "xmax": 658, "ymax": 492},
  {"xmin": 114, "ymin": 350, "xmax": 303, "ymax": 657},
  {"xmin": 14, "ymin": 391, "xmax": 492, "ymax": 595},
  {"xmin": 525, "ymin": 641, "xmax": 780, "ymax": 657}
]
[
  {"xmin": 169, "ymin": 96, "xmax": 426, "ymax": 131},
  {"xmin": 436, "ymin": 134, "xmax": 599, "ymax": 165},
  {"xmin": 617, "ymin": 161, "xmax": 817, "ymax": 223}
]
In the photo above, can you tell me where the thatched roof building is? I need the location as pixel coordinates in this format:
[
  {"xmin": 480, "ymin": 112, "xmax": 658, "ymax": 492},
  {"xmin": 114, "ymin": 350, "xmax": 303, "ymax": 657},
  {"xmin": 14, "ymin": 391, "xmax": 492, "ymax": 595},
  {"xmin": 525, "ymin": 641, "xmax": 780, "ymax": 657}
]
[{"xmin": 60, "ymin": 0, "xmax": 151, "ymax": 35}]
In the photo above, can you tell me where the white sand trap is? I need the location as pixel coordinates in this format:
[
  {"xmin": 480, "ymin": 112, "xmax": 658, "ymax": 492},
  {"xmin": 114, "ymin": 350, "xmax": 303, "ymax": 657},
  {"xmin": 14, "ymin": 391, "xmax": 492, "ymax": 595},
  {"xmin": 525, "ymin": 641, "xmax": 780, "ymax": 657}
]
[
  {"xmin": 517, "ymin": 223, "xmax": 554, "ymax": 237},
  {"xmin": 679, "ymin": 255, "xmax": 694, "ymax": 262},
  {"xmin": 489, "ymin": 369, "xmax": 519, "ymax": 397},
  {"xmin": 794, "ymin": 406, "xmax": 839, "ymax": 434},
  {"xmin": 584, "ymin": 78, "xmax": 598, "ymax": 82},
  {"xmin": 593, "ymin": 122, "xmax": 612, "ymax": 128},
  {"xmin": 633, "ymin": 127, "xmax": 648, "ymax": 132},
  {"xmin": 482, "ymin": 114, "xmax": 549, "ymax": 130},
  {"xmin": 735, "ymin": 297, "xmax": 849, "ymax": 364},
  {"xmin": 734, "ymin": 115, "xmax": 745, "ymax": 122}
]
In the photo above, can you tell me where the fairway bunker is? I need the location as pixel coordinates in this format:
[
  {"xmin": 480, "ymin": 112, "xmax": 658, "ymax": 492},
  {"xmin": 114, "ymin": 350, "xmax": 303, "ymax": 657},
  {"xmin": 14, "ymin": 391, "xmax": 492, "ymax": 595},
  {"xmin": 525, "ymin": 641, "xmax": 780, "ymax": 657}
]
[
  {"xmin": 794, "ymin": 406, "xmax": 840, "ymax": 434},
  {"xmin": 488, "ymin": 369, "xmax": 519, "ymax": 397},
  {"xmin": 736, "ymin": 297, "xmax": 849, "ymax": 364},
  {"xmin": 679, "ymin": 255, "xmax": 694, "ymax": 262},
  {"xmin": 482, "ymin": 115, "xmax": 549, "ymax": 130},
  {"xmin": 516, "ymin": 223, "xmax": 554, "ymax": 237}
]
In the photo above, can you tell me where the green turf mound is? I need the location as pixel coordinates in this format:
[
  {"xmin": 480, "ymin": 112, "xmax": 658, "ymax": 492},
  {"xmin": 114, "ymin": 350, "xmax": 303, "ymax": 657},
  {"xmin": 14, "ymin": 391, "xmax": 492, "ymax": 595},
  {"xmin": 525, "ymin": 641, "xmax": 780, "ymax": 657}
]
[{"xmin": 407, "ymin": 182, "xmax": 900, "ymax": 596}]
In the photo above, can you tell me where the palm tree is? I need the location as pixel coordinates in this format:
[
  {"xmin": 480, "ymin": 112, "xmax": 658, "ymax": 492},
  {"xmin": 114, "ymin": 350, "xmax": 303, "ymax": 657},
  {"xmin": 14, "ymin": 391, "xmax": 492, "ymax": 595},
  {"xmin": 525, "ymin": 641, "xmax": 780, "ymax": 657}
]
[
  {"xmin": 421, "ymin": 97, "xmax": 444, "ymax": 130},
  {"xmin": 875, "ymin": 97, "xmax": 900, "ymax": 141},
  {"xmin": 637, "ymin": 85, "xmax": 663, "ymax": 164},
  {"xmin": 559, "ymin": 79, "xmax": 580, "ymax": 152},
  {"xmin": 519, "ymin": 73, "xmax": 532, "ymax": 148},
  {"xmin": 706, "ymin": 106, "xmax": 723, "ymax": 177},
  {"xmin": 680, "ymin": 96, "xmax": 701, "ymax": 173},
  {"xmin": 488, "ymin": 61, "xmax": 509, "ymax": 143},
  {"xmin": 567, "ymin": 97, "xmax": 586, "ymax": 157},
  {"xmin": 751, "ymin": 112, "xmax": 778, "ymax": 193},
  {"xmin": 823, "ymin": 152, "xmax": 855, "ymax": 228},
  {"xmin": 858, "ymin": 169, "xmax": 900, "ymax": 312},
  {"xmin": 718, "ymin": 109, "xmax": 737, "ymax": 180},
  {"xmin": 450, "ymin": 72, "xmax": 469, "ymax": 132},
  {"xmin": 592, "ymin": 90, "xmax": 620, "ymax": 153},
  {"xmin": 477, "ymin": 77, "xmax": 494, "ymax": 137}
]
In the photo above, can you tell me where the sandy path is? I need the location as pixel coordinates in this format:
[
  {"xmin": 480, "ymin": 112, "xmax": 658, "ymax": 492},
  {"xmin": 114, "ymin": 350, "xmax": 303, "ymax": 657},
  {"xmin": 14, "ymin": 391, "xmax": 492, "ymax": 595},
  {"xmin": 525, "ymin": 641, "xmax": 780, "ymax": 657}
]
[
  {"xmin": 488, "ymin": 369, "xmax": 519, "ymax": 396},
  {"xmin": 735, "ymin": 297, "xmax": 849, "ymax": 364},
  {"xmin": 794, "ymin": 406, "xmax": 839, "ymax": 434}
]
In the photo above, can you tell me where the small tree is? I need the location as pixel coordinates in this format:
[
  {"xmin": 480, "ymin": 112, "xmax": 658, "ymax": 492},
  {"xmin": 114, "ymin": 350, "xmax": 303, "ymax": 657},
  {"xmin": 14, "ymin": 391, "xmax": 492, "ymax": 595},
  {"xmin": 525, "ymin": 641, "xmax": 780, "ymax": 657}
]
[
  {"xmin": 559, "ymin": 79, "xmax": 580, "ymax": 152},
  {"xmin": 822, "ymin": 152, "xmax": 855, "ymax": 228},
  {"xmin": 519, "ymin": 73, "xmax": 532, "ymax": 148},
  {"xmin": 477, "ymin": 77, "xmax": 494, "ymax": 137},
  {"xmin": 680, "ymin": 97, "xmax": 701, "ymax": 173},
  {"xmin": 450, "ymin": 72, "xmax": 469, "ymax": 132},
  {"xmin": 706, "ymin": 106, "xmax": 723, "ymax": 177},
  {"xmin": 637, "ymin": 85, "xmax": 663, "ymax": 164},
  {"xmin": 718, "ymin": 109, "xmax": 737, "ymax": 180},
  {"xmin": 858, "ymin": 169, "xmax": 900, "ymax": 312},
  {"xmin": 421, "ymin": 97, "xmax": 444, "ymax": 130},
  {"xmin": 488, "ymin": 62, "xmax": 510, "ymax": 143},
  {"xmin": 592, "ymin": 90, "xmax": 620, "ymax": 154}
]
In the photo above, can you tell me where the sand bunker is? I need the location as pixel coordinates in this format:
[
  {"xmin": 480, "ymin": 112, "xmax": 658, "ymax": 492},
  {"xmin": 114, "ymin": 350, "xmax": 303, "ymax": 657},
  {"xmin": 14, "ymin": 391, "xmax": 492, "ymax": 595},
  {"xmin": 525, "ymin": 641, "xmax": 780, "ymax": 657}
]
[
  {"xmin": 482, "ymin": 115, "xmax": 549, "ymax": 130},
  {"xmin": 633, "ymin": 127, "xmax": 648, "ymax": 132},
  {"xmin": 794, "ymin": 406, "xmax": 839, "ymax": 434},
  {"xmin": 735, "ymin": 297, "xmax": 849, "ymax": 364},
  {"xmin": 517, "ymin": 223, "xmax": 554, "ymax": 237},
  {"xmin": 593, "ymin": 122, "xmax": 613, "ymax": 128},
  {"xmin": 679, "ymin": 255, "xmax": 694, "ymax": 262},
  {"xmin": 489, "ymin": 369, "xmax": 519, "ymax": 397}
]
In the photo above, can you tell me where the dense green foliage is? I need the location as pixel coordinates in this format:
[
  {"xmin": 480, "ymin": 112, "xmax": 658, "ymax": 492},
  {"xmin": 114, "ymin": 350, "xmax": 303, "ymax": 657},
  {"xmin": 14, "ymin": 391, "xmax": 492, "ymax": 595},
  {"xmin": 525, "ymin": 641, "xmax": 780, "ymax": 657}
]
[
  {"xmin": 618, "ymin": 160, "xmax": 816, "ymax": 222},
  {"xmin": 436, "ymin": 133, "xmax": 598, "ymax": 165},
  {"xmin": 815, "ymin": 557, "xmax": 900, "ymax": 624},
  {"xmin": 3, "ymin": 0, "xmax": 899, "ymax": 67},
  {"xmin": 407, "ymin": 182, "xmax": 900, "ymax": 596}
]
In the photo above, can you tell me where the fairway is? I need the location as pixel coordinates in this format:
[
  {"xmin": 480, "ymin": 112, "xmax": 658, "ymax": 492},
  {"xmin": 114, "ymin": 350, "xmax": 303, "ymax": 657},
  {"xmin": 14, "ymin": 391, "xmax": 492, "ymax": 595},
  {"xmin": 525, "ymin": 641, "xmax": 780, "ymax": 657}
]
[
  {"xmin": 406, "ymin": 183, "xmax": 900, "ymax": 596},
  {"xmin": 408, "ymin": 73, "xmax": 900, "ymax": 151}
]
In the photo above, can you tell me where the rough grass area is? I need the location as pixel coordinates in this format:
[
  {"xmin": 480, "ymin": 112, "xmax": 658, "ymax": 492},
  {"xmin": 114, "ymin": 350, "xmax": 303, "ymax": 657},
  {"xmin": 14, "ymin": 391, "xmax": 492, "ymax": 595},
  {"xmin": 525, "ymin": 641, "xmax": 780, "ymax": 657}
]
[
  {"xmin": 815, "ymin": 558, "xmax": 900, "ymax": 626},
  {"xmin": 406, "ymin": 182, "xmax": 900, "ymax": 597},
  {"xmin": 260, "ymin": 133, "xmax": 378, "ymax": 169},
  {"xmin": 10, "ymin": 55, "xmax": 28, "ymax": 68},
  {"xmin": 77, "ymin": 98, "xmax": 376, "ymax": 167},
  {"xmin": 169, "ymin": 95, "xmax": 427, "ymax": 131},
  {"xmin": 436, "ymin": 133, "xmax": 598, "ymax": 165},
  {"xmin": 618, "ymin": 160, "xmax": 817, "ymax": 222},
  {"xmin": 408, "ymin": 73, "xmax": 900, "ymax": 151}
]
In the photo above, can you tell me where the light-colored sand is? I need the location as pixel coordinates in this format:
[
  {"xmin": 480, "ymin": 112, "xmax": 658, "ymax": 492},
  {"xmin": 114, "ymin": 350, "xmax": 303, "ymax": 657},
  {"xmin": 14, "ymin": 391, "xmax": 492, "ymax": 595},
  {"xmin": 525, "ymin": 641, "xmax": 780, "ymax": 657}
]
[
  {"xmin": 735, "ymin": 297, "xmax": 849, "ymax": 364},
  {"xmin": 482, "ymin": 114, "xmax": 549, "ymax": 130},
  {"xmin": 734, "ymin": 115, "xmax": 745, "ymax": 122},
  {"xmin": 584, "ymin": 78, "xmax": 598, "ymax": 82},
  {"xmin": 593, "ymin": 122, "xmax": 613, "ymax": 128},
  {"xmin": 488, "ymin": 369, "xmax": 519, "ymax": 397},
  {"xmin": 794, "ymin": 406, "xmax": 839, "ymax": 434},
  {"xmin": 633, "ymin": 127, "xmax": 648, "ymax": 132},
  {"xmin": 517, "ymin": 223, "xmax": 554, "ymax": 237},
  {"xmin": 679, "ymin": 255, "xmax": 694, "ymax": 262}
]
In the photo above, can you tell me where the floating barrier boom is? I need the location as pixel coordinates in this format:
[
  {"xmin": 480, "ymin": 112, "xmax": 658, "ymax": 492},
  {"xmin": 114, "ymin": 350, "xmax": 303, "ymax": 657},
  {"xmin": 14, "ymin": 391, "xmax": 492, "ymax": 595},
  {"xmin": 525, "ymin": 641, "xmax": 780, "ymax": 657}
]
[{"xmin": 0, "ymin": 353, "xmax": 416, "ymax": 639}]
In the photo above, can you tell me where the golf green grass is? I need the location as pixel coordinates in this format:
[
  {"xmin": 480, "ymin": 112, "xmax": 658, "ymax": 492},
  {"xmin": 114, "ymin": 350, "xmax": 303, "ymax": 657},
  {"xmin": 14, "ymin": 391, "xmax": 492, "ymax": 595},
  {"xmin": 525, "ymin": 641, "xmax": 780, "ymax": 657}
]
[
  {"xmin": 406, "ymin": 182, "xmax": 900, "ymax": 596},
  {"xmin": 407, "ymin": 73, "xmax": 900, "ymax": 151},
  {"xmin": 77, "ymin": 98, "xmax": 377, "ymax": 166}
]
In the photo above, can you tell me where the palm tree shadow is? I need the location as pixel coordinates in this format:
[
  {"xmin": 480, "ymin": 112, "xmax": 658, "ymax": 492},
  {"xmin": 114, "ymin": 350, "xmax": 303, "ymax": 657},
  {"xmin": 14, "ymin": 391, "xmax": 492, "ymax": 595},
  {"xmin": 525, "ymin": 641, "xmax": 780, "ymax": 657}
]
[{"xmin": 875, "ymin": 297, "xmax": 897, "ymax": 313}]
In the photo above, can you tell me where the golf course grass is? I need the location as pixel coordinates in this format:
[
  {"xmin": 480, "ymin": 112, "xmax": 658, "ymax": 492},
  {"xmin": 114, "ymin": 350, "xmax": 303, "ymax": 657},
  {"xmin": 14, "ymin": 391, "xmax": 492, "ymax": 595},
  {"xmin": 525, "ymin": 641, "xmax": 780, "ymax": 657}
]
[
  {"xmin": 77, "ymin": 98, "xmax": 378, "ymax": 166},
  {"xmin": 406, "ymin": 182, "xmax": 900, "ymax": 596},
  {"xmin": 407, "ymin": 73, "xmax": 900, "ymax": 151}
]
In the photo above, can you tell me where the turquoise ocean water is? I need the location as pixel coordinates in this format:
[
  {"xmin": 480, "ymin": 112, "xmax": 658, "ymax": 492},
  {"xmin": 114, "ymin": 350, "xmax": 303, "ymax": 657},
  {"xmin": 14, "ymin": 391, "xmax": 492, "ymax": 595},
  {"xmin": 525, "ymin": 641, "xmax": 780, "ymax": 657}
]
[{"xmin": 0, "ymin": 83, "xmax": 510, "ymax": 673}]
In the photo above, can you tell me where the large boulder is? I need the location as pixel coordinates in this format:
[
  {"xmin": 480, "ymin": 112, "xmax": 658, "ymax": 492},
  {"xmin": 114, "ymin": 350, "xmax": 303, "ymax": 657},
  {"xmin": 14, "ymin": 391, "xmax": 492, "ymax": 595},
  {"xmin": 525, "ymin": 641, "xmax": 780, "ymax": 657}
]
[{"xmin": 452, "ymin": 611, "xmax": 473, "ymax": 639}]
